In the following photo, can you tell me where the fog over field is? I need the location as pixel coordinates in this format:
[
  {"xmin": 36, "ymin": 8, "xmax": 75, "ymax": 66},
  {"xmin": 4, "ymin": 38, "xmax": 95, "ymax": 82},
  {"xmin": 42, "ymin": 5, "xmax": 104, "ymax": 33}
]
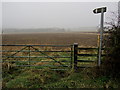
[
  {"xmin": 3, "ymin": 27, "xmax": 98, "ymax": 34},
  {"xmin": 2, "ymin": 2, "xmax": 117, "ymax": 34}
]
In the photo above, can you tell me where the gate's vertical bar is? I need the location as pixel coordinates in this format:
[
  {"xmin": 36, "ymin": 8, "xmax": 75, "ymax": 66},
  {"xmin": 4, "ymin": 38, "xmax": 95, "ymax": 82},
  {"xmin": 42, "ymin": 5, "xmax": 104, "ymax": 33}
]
[
  {"xmin": 28, "ymin": 46, "xmax": 30, "ymax": 66},
  {"xmin": 74, "ymin": 43, "xmax": 78, "ymax": 71}
]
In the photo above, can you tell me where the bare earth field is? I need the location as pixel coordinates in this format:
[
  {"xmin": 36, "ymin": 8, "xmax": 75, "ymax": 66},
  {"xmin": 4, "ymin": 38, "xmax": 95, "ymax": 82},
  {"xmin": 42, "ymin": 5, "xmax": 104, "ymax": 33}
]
[{"xmin": 2, "ymin": 32, "xmax": 98, "ymax": 47}]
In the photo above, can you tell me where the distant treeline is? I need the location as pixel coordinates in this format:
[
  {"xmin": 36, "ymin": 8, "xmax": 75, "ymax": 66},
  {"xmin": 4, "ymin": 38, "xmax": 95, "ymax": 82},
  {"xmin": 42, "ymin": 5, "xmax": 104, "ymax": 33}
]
[{"xmin": 2, "ymin": 28, "xmax": 66, "ymax": 34}]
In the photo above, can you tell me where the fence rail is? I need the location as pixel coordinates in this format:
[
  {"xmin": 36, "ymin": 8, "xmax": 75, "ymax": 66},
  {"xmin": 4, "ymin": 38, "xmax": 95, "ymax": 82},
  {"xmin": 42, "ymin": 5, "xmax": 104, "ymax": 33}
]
[{"xmin": 73, "ymin": 43, "xmax": 105, "ymax": 70}]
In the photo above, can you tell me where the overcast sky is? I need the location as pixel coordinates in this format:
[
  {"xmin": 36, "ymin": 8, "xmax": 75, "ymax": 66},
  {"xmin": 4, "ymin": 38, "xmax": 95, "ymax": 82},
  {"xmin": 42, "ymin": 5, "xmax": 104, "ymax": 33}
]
[{"xmin": 2, "ymin": 2, "xmax": 118, "ymax": 29}]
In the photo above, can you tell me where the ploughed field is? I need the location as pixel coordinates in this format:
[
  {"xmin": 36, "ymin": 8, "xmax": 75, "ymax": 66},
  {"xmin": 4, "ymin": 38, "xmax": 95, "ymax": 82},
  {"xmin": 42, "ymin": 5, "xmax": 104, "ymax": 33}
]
[{"xmin": 2, "ymin": 32, "xmax": 98, "ymax": 47}]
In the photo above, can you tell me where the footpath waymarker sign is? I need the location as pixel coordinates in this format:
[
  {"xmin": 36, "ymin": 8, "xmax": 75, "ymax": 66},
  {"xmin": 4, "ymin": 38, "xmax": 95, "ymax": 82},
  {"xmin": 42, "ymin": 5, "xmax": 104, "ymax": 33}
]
[
  {"xmin": 93, "ymin": 7, "xmax": 107, "ymax": 66},
  {"xmin": 93, "ymin": 7, "xmax": 106, "ymax": 14}
]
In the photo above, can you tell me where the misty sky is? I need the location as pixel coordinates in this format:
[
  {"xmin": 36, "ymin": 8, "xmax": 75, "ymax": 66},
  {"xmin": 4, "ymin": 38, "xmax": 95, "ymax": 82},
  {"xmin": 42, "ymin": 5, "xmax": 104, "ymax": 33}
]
[{"xmin": 2, "ymin": 2, "xmax": 118, "ymax": 29}]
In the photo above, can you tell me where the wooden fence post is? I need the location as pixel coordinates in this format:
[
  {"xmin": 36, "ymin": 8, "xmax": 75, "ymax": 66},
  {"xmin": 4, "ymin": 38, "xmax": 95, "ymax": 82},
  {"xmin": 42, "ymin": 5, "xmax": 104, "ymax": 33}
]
[{"xmin": 74, "ymin": 43, "xmax": 78, "ymax": 71}]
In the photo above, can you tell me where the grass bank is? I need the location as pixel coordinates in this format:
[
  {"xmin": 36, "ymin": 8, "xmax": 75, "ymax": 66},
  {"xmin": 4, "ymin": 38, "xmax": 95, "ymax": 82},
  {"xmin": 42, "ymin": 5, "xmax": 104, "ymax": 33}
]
[{"xmin": 2, "ymin": 66, "xmax": 120, "ymax": 88}]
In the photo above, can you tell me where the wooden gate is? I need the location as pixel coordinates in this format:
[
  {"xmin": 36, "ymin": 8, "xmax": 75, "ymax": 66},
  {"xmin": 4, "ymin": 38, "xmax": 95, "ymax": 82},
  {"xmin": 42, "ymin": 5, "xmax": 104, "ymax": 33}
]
[{"xmin": 2, "ymin": 44, "xmax": 73, "ymax": 70}]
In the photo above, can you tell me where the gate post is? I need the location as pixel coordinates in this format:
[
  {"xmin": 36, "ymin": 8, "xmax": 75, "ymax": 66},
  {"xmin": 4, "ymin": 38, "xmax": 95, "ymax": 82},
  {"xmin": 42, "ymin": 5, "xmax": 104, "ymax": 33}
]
[{"xmin": 74, "ymin": 43, "xmax": 78, "ymax": 71}]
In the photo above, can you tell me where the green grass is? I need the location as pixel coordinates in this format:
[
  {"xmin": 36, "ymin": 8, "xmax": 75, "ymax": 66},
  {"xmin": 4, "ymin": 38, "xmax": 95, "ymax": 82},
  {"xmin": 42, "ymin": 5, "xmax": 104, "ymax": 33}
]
[
  {"xmin": 3, "ymin": 68, "xmax": 65, "ymax": 88},
  {"xmin": 2, "ymin": 67, "xmax": 120, "ymax": 88}
]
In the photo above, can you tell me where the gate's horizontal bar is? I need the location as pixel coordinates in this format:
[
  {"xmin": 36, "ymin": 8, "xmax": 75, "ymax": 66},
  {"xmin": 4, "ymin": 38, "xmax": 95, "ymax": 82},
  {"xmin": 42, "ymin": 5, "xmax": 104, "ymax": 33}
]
[
  {"xmin": 1, "ymin": 44, "xmax": 73, "ymax": 47},
  {"xmin": 16, "ymin": 65, "xmax": 70, "ymax": 67},
  {"xmin": 1, "ymin": 50, "xmax": 72, "ymax": 52},
  {"xmin": 2, "ymin": 56, "xmax": 72, "ymax": 58},
  {"xmin": 2, "ymin": 60, "xmax": 70, "ymax": 63},
  {"xmin": 77, "ymin": 60, "xmax": 95, "ymax": 62},
  {"xmin": 77, "ymin": 54, "xmax": 98, "ymax": 56}
]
